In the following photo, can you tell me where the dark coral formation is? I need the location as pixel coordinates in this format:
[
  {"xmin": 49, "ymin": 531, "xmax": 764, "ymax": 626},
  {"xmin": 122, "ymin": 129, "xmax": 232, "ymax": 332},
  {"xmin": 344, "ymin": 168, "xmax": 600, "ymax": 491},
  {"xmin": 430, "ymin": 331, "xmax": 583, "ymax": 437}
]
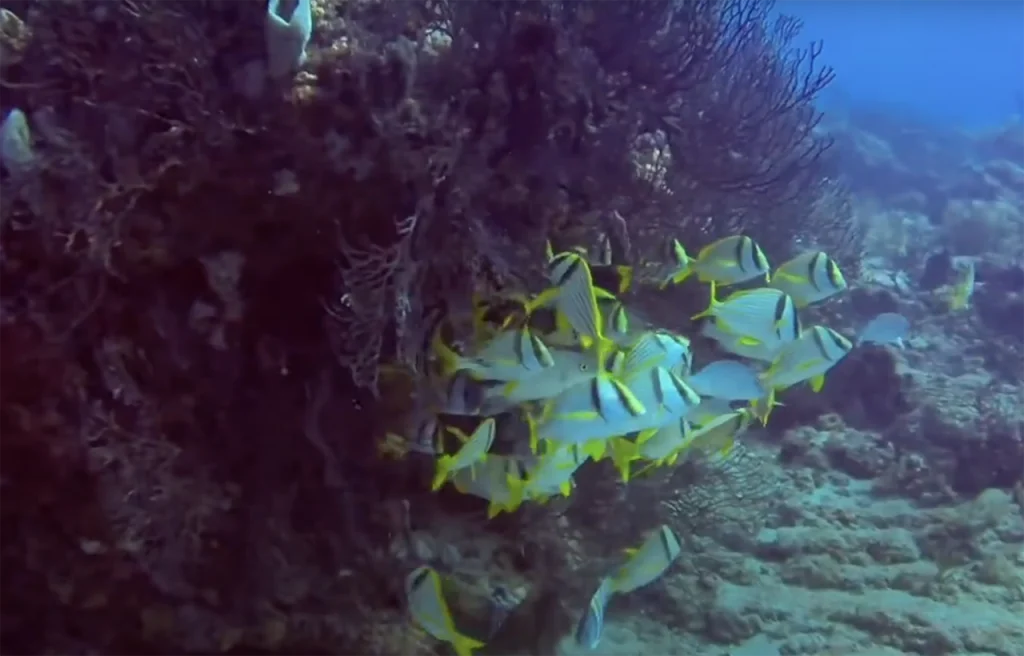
[
  {"xmin": 767, "ymin": 345, "xmax": 913, "ymax": 433},
  {"xmin": 0, "ymin": 0, "xmax": 850, "ymax": 652}
]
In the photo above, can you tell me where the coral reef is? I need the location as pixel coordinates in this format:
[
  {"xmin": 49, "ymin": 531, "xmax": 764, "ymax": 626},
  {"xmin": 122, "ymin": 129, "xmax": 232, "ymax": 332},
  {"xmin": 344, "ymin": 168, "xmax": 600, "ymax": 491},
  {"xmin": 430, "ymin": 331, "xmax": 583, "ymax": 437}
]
[{"xmin": 1, "ymin": 1, "xmax": 1022, "ymax": 655}]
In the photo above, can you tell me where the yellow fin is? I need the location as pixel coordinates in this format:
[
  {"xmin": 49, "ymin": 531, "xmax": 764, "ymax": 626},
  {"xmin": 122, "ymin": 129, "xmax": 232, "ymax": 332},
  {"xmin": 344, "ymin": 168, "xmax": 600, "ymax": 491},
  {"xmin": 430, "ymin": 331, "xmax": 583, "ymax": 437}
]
[
  {"xmin": 452, "ymin": 633, "xmax": 486, "ymax": 656},
  {"xmin": 689, "ymin": 280, "xmax": 718, "ymax": 320},
  {"xmin": 525, "ymin": 412, "xmax": 540, "ymax": 454},
  {"xmin": 632, "ymin": 461, "xmax": 658, "ymax": 479},
  {"xmin": 609, "ymin": 438, "xmax": 638, "ymax": 483},
  {"xmin": 613, "ymin": 266, "xmax": 633, "ymax": 294},
  {"xmin": 623, "ymin": 547, "xmax": 638, "ymax": 556},
  {"xmin": 431, "ymin": 326, "xmax": 461, "ymax": 378},
  {"xmin": 582, "ymin": 439, "xmax": 607, "ymax": 461},
  {"xmin": 635, "ymin": 427, "xmax": 658, "ymax": 444},
  {"xmin": 810, "ymin": 375, "xmax": 825, "ymax": 393},
  {"xmin": 506, "ymin": 476, "xmax": 525, "ymax": 512},
  {"xmin": 431, "ymin": 456, "xmax": 455, "ymax": 491}
]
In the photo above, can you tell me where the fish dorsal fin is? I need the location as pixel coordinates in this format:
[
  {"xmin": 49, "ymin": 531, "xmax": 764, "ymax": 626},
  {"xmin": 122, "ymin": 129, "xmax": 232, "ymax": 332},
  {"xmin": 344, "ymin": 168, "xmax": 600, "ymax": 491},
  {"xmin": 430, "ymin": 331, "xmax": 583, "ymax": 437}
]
[
  {"xmin": 446, "ymin": 425, "xmax": 471, "ymax": 444},
  {"xmin": 622, "ymin": 333, "xmax": 664, "ymax": 376}
]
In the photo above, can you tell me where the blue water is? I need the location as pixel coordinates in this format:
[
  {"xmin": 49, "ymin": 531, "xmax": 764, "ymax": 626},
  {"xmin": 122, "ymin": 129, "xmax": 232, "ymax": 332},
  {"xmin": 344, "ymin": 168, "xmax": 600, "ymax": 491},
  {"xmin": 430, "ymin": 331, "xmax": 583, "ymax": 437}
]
[{"xmin": 777, "ymin": 0, "xmax": 1024, "ymax": 130}]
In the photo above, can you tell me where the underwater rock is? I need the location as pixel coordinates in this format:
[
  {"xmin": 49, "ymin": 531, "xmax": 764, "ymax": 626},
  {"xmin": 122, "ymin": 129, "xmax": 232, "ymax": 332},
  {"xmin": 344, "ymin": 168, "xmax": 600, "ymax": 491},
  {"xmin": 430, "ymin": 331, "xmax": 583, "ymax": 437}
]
[
  {"xmin": 975, "ymin": 286, "xmax": 1024, "ymax": 344},
  {"xmin": 824, "ymin": 432, "xmax": 892, "ymax": 480},
  {"xmin": 771, "ymin": 345, "xmax": 913, "ymax": 432},
  {"xmin": 848, "ymin": 286, "xmax": 900, "ymax": 317},
  {"xmin": 975, "ymin": 256, "xmax": 1024, "ymax": 294},
  {"xmin": 918, "ymin": 249, "xmax": 953, "ymax": 290},
  {"xmin": 825, "ymin": 345, "xmax": 914, "ymax": 430}
]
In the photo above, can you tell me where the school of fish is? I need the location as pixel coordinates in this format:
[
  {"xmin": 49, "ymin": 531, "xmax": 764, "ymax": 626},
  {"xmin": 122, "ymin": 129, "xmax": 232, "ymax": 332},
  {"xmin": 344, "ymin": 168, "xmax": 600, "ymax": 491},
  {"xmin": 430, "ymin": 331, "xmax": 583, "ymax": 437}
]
[{"xmin": 389, "ymin": 234, "xmax": 921, "ymax": 653}]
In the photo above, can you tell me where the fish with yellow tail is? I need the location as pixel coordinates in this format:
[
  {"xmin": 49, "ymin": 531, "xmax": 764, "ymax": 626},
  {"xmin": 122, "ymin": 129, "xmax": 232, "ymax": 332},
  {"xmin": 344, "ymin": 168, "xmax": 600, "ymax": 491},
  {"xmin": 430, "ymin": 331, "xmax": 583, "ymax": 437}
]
[
  {"xmin": 431, "ymin": 418, "xmax": 497, "ymax": 492},
  {"xmin": 948, "ymin": 258, "xmax": 975, "ymax": 311},
  {"xmin": 658, "ymin": 238, "xmax": 693, "ymax": 289},
  {"xmin": 450, "ymin": 455, "xmax": 527, "ymax": 518},
  {"xmin": 573, "ymin": 525, "xmax": 682, "ymax": 650},
  {"xmin": 521, "ymin": 244, "xmax": 611, "ymax": 354},
  {"xmin": 619, "ymin": 329, "xmax": 693, "ymax": 376},
  {"xmin": 544, "ymin": 292, "xmax": 633, "ymax": 350},
  {"xmin": 768, "ymin": 251, "xmax": 848, "ymax": 308},
  {"xmin": 684, "ymin": 408, "xmax": 753, "ymax": 457},
  {"xmin": 521, "ymin": 442, "xmax": 590, "ymax": 500},
  {"xmin": 405, "ymin": 566, "xmax": 486, "ymax": 656},
  {"xmin": 432, "ymin": 323, "xmax": 554, "ymax": 382},
  {"xmin": 693, "ymin": 283, "xmax": 800, "ymax": 351},
  {"xmin": 668, "ymin": 235, "xmax": 771, "ymax": 287},
  {"xmin": 607, "ymin": 417, "xmax": 693, "ymax": 482},
  {"xmin": 482, "ymin": 340, "xmax": 622, "ymax": 408},
  {"xmin": 758, "ymin": 325, "xmax": 852, "ymax": 422},
  {"xmin": 610, "ymin": 524, "xmax": 683, "ymax": 593},
  {"xmin": 532, "ymin": 365, "xmax": 700, "ymax": 460},
  {"xmin": 526, "ymin": 371, "xmax": 648, "ymax": 458}
]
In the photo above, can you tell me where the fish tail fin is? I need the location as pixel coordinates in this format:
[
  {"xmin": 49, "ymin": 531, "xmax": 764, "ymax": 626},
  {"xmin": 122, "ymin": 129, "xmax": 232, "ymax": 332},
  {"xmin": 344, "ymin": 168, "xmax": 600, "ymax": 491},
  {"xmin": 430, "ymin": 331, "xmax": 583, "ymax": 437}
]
[
  {"xmin": 690, "ymin": 280, "xmax": 718, "ymax": 320},
  {"xmin": 430, "ymin": 456, "xmax": 454, "ymax": 491},
  {"xmin": 452, "ymin": 633, "xmax": 486, "ymax": 656},
  {"xmin": 505, "ymin": 475, "xmax": 526, "ymax": 512},
  {"xmin": 582, "ymin": 439, "xmax": 607, "ymax": 462},
  {"xmin": 751, "ymin": 389, "xmax": 779, "ymax": 426},
  {"xmin": 486, "ymin": 502, "xmax": 502, "ymax": 519},
  {"xmin": 524, "ymin": 411, "xmax": 541, "ymax": 454},
  {"xmin": 609, "ymin": 438, "xmax": 639, "ymax": 483},
  {"xmin": 632, "ymin": 461, "xmax": 658, "ymax": 479},
  {"xmin": 431, "ymin": 325, "xmax": 462, "ymax": 378},
  {"xmin": 615, "ymin": 265, "xmax": 633, "ymax": 294},
  {"xmin": 659, "ymin": 267, "xmax": 691, "ymax": 289},
  {"xmin": 469, "ymin": 292, "xmax": 495, "ymax": 343},
  {"xmin": 523, "ymin": 287, "xmax": 559, "ymax": 317}
]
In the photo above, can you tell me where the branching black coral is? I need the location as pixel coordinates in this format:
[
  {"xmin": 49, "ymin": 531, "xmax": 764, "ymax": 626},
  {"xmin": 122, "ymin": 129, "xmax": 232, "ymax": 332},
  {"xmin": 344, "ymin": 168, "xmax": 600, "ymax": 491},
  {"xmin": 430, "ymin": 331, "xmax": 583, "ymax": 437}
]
[{"xmin": 657, "ymin": 444, "xmax": 782, "ymax": 538}]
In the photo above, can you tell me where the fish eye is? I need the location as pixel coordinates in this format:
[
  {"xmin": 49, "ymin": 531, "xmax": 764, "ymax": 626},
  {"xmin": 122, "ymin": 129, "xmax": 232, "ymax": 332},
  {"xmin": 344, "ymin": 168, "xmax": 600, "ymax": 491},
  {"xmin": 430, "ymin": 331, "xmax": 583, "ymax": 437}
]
[{"xmin": 579, "ymin": 362, "xmax": 590, "ymax": 372}]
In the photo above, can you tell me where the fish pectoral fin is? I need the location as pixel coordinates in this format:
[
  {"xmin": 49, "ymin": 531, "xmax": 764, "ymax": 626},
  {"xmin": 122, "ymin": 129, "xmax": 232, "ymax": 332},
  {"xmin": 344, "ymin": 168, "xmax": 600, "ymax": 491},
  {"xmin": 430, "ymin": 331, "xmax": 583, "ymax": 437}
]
[
  {"xmin": 623, "ymin": 547, "xmax": 638, "ymax": 556},
  {"xmin": 447, "ymin": 426, "xmax": 471, "ymax": 443},
  {"xmin": 810, "ymin": 374, "xmax": 825, "ymax": 393},
  {"xmin": 559, "ymin": 481, "xmax": 572, "ymax": 497},
  {"xmin": 635, "ymin": 428, "xmax": 658, "ymax": 445},
  {"xmin": 526, "ymin": 288, "xmax": 559, "ymax": 314},
  {"xmin": 430, "ymin": 456, "xmax": 454, "ymax": 491},
  {"xmin": 452, "ymin": 633, "xmax": 487, "ymax": 656},
  {"xmin": 582, "ymin": 439, "xmax": 607, "ymax": 461},
  {"xmin": 615, "ymin": 266, "xmax": 633, "ymax": 293}
]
